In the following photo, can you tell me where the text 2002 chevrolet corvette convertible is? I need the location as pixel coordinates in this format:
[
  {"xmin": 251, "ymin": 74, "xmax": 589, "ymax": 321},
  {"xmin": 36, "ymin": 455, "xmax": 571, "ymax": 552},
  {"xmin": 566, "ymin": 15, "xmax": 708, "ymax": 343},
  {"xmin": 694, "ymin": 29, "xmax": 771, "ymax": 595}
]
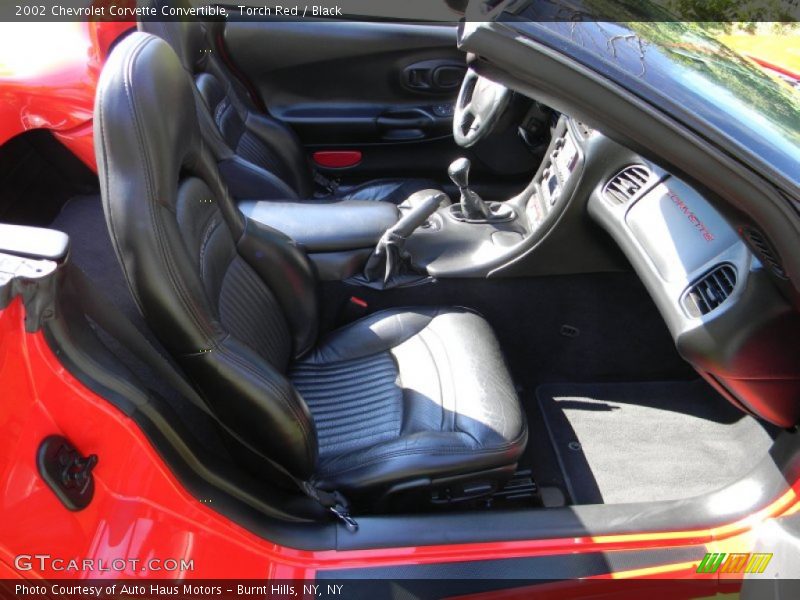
[{"xmin": 1, "ymin": 0, "xmax": 799, "ymax": 596}]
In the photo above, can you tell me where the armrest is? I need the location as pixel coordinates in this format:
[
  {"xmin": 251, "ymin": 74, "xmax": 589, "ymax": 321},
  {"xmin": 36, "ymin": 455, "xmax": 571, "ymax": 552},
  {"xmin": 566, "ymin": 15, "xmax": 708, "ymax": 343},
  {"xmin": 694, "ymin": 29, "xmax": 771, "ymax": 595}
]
[
  {"xmin": 0, "ymin": 224, "xmax": 69, "ymax": 261},
  {"xmin": 237, "ymin": 200, "xmax": 399, "ymax": 252}
]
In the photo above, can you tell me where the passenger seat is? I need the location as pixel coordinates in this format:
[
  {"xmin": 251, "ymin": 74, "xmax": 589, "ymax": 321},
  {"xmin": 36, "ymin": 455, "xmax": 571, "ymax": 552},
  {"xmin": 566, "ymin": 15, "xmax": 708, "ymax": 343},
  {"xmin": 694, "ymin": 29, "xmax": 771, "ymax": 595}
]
[{"xmin": 94, "ymin": 32, "xmax": 527, "ymax": 505}]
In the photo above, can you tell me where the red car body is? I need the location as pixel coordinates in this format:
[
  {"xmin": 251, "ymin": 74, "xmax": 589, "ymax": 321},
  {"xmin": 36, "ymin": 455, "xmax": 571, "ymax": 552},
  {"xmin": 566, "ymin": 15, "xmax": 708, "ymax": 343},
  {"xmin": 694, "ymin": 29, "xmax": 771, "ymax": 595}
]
[{"xmin": 0, "ymin": 21, "xmax": 132, "ymax": 170}]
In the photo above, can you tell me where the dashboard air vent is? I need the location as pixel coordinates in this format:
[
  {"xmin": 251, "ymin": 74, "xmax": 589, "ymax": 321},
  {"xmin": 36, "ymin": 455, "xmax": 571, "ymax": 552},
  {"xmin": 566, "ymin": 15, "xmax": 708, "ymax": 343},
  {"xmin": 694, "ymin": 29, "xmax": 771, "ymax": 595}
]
[
  {"xmin": 683, "ymin": 264, "xmax": 737, "ymax": 317},
  {"xmin": 603, "ymin": 165, "xmax": 651, "ymax": 205},
  {"xmin": 743, "ymin": 228, "xmax": 786, "ymax": 279}
]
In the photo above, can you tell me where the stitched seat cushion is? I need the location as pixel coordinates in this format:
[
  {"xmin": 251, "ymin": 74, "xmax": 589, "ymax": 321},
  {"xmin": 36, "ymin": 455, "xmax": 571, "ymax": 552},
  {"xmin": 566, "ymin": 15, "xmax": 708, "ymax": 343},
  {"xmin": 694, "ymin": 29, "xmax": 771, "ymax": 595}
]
[{"xmin": 291, "ymin": 307, "xmax": 527, "ymax": 492}]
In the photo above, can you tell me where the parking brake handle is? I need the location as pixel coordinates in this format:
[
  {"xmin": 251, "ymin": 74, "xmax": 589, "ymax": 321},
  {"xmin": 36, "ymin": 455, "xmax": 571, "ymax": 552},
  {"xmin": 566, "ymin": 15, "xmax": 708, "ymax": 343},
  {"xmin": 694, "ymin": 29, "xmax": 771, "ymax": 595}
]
[{"xmin": 363, "ymin": 190, "xmax": 447, "ymax": 285}]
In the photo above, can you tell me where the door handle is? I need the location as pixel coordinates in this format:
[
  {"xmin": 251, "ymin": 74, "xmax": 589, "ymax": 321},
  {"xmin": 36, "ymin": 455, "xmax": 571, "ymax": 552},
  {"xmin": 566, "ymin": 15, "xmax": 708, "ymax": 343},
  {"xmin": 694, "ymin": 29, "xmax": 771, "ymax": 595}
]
[
  {"xmin": 376, "ymin": 111, "xmax": 434, "ymax": 129},
  {"xmin": 376, "ymin": 109, "xmax": 434, "ymax": 141},
  {"xmin": 402, "ymin": 60, "xmax": 466, "ymax": 93}
]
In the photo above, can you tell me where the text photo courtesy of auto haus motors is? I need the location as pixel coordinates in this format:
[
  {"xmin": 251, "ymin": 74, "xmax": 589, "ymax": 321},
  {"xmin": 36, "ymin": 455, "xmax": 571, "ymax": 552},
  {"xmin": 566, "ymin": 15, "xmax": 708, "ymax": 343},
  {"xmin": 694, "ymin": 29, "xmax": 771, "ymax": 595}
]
[{"xmin": 1, "ymin": 0, "xmax": 800, "ymax": 598}]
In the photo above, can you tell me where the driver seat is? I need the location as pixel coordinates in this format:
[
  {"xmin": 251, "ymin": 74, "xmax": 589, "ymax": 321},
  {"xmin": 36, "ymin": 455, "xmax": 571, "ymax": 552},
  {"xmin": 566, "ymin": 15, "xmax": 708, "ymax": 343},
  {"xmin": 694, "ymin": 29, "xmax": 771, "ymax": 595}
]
[
  {"xmin": 138, "ymin": 0, "xmax": 444, "ymax": 204},
  {"xmin": 94, "ymin": 33, "xmax": 527, "ymax": 503}
]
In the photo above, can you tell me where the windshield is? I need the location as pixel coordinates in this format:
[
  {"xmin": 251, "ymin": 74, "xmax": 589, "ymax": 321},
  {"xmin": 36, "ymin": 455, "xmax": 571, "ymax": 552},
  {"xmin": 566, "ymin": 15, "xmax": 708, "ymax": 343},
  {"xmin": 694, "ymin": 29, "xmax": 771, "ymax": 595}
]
[{"xmin": 506, "ymin": 5, "xmax": 800, "ymax": 187}]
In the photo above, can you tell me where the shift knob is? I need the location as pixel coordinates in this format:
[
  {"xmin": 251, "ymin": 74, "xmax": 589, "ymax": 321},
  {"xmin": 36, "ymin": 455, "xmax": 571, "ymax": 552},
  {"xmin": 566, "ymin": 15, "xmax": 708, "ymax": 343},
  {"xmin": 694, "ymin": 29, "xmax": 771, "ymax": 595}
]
[
  {"xmin": 448, "ymin": 157, "xmax": 490, "ymax": 220},
  {"xmin": 448, "ymin": 157, "xmax": 471, "ymax": 190}
]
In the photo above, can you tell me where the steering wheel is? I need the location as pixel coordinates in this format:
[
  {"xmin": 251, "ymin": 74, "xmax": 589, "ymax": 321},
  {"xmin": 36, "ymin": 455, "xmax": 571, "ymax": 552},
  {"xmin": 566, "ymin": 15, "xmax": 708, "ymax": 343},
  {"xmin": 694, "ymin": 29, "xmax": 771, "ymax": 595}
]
[{"xmin": 453, "ymin": 68, "xmax": 512, "ymax": 147}]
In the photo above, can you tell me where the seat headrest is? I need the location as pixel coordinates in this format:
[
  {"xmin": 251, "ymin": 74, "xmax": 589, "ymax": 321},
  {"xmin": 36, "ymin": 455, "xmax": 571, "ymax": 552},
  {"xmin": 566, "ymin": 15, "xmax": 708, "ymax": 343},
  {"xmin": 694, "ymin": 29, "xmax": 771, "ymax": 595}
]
[{"xmin": 95, "ymin": 32, "xmax": 201, "ymax": 209}]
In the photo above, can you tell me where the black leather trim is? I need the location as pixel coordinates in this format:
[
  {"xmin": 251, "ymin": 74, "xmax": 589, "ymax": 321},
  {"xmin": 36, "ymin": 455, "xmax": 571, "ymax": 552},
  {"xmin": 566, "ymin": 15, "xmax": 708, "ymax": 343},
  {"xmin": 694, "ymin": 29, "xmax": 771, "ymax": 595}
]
[
  {"xmin": 243, "ymin": 111, "xmax": 314, "ymax": 197},
  {"xmin": 238, "ymin": 199, "xmax": 399, "ymax": 252},
  {"xmin": 218, "ymin": 156, "xmax": 300, "ymax": 200},
  {"xmin": 334, "ymin": 178, "xmax": 443, "ymax": 205}
]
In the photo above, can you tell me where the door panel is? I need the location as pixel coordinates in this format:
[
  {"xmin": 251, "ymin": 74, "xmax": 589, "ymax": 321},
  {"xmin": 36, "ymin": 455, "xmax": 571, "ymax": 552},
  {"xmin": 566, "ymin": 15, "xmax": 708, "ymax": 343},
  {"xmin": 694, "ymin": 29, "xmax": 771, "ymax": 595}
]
[
  {"xmin": 223, "ymin": 22, "xmax": 462, "ymax": 117},
  {"xmin": 223, "ymin": 21, "xmax": 468, "ymax": 179},
  {"xmin": 222, "ymin": 20, "xmax": 534, "ymax": 189}
]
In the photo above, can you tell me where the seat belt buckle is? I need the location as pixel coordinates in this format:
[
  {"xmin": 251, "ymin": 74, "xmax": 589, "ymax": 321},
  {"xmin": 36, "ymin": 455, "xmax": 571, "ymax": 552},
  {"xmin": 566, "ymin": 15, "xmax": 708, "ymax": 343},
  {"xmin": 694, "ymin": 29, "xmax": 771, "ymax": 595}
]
[
  {"xmin": 313, "ymin": 171, "xmax": 340, "ymax": 195},
  {"xmin": 330, "ymin": 505, "xmax": 359, "ymax": 533},
  {"xmin": 329, "ymin": 491, "xmax": 359, "ymax": 533}
]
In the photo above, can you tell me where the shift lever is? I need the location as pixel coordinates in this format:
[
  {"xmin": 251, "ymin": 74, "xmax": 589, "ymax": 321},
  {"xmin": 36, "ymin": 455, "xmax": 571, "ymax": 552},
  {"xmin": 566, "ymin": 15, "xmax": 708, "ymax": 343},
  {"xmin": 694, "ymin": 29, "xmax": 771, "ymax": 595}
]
[{"xmin": 448, "ymin": 157, "xmax": 490, "ymax": 220}]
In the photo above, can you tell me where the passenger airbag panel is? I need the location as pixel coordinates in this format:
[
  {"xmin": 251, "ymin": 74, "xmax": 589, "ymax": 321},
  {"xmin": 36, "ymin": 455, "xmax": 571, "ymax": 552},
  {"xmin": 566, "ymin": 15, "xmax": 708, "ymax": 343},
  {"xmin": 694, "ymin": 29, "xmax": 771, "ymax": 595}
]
[{"xmin": 626, "ymin": 178, "xmax": 739, "ymax": 282}]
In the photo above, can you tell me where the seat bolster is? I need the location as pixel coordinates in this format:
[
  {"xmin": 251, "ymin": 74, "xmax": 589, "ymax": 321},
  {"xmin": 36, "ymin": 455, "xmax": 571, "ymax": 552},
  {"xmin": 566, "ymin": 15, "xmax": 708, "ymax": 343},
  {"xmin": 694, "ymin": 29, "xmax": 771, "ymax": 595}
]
[
  {"xmin": 302, "ymin": 307, "xmax": 449, "ymax": 365},
  {"xmin": 219, "ymin": 156, "xmax": 299, "ymax": 201},
  {"xmin": 182, "ymin": 334, "xmax": 319, "ymax": 479}
]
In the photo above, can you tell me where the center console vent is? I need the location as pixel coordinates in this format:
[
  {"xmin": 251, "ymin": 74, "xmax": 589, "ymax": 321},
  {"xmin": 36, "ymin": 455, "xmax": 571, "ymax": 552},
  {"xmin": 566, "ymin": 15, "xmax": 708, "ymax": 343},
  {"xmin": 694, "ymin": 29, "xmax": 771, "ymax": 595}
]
[
  {"xmin": 682, "ymin": 264, "xmax": 737, "ymax": 317},
  {"xmin": 603, "ymin": 165, "xmax": 651, "ymax": 205}
]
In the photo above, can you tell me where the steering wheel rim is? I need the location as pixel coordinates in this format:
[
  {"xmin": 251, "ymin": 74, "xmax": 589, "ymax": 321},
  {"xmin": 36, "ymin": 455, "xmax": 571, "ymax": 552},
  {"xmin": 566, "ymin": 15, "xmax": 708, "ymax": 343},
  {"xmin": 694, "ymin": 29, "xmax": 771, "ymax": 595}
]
[{"xmin": 453, "ymin": 68, "xmax": 512, "ymax": 147}]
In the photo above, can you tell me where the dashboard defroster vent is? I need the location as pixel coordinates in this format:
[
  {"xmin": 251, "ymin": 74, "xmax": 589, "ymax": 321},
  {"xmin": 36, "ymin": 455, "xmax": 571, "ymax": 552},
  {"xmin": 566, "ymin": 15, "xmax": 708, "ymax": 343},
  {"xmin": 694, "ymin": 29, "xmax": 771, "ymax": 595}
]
[
  {"xmin": 603, "ymin": 165, "xmax": 651, "ymax": 205},
  {"xmin": 683, "ymin": 264, "xmax": 737, "ymax": 317}
]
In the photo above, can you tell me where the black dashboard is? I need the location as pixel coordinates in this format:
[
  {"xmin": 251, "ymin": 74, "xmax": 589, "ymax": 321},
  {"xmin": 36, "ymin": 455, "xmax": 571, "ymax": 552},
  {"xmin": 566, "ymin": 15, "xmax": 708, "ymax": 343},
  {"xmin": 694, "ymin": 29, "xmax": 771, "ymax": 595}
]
[
  {"xmin": 409, "ymin": 103, "xmax": 799, "ymax": 427},
  {"xmin": 447, "ymin": 13, "xmax": 800, "ymax": 428},
  {"xmin": 564, "ymin": 117, "xmax": 800, "ymax": 428}
]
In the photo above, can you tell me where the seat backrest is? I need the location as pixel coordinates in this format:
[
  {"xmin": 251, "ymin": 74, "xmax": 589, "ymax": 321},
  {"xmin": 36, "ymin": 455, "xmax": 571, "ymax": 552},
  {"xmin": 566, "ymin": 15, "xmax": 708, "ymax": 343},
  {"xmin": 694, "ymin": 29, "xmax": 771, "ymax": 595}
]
[
  {"xmin": 138, "ymin": 0, "xmax": 315, "ymax": 198},
  {"xmin": 94, "ymin": 32, "xmax": 320, "ymax": 477}
]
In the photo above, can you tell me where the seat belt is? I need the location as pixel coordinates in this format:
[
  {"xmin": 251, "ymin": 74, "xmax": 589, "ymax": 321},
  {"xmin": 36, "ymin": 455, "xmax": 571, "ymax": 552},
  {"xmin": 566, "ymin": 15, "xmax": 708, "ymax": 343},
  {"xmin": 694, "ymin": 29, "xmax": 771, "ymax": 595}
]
[
  {"xmin": 67, "ymin": 265, "xmax": 358, "ymax": 532},
  {"xmin": 312, "ymin": 170, "xmax": 340, "ymax": 195}
]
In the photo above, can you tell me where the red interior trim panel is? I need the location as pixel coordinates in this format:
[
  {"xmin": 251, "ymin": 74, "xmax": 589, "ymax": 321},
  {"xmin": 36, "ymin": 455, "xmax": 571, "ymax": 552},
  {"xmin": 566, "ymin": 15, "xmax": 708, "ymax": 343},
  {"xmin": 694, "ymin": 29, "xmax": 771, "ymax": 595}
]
[{"xmin": 312, "ymin": 150, "xmax": 363, "ymax": 169}]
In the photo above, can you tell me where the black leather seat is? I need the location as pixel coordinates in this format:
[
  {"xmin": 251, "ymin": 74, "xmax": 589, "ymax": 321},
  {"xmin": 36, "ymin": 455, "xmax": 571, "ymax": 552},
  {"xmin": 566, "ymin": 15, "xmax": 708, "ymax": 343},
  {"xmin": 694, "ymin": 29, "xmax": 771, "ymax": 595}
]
[
  {"xmin": 138, "ymin": 1, "xmax": 443, "ymax": 205},
  {"xmin": 94, "ymin": 33, "xmax": 526, "ymax": 501}
]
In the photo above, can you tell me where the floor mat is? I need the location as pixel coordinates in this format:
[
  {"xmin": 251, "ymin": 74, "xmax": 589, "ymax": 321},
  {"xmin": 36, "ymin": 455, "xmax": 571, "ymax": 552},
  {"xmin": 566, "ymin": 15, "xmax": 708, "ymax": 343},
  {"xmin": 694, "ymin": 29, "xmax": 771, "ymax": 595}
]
[{"xmin": 537, "ymin": 380, "xmax": 778, "ymax": 505}]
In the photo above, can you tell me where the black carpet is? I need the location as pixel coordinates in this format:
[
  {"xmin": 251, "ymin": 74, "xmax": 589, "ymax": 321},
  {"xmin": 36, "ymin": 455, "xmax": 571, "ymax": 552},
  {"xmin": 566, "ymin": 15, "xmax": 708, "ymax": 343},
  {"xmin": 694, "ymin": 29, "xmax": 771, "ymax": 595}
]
[
  {"xmin": 319, "ymin": 273, "xmax": 695, "ymax": 387},
  {"xmin": 51, "ymin": 195, "xmax": 139, "ymax": 324},
  {"xmin": 537, "ymin": 380, "xmax": 778, "ymax": 505}
]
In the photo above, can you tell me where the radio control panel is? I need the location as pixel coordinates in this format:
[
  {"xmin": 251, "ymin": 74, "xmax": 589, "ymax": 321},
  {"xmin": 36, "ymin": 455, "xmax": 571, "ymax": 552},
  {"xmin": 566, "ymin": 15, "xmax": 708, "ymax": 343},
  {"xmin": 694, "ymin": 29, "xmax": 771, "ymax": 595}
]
[{"xmin": 526, "ymin": 122, "xmax": 582, "ymax": 227}]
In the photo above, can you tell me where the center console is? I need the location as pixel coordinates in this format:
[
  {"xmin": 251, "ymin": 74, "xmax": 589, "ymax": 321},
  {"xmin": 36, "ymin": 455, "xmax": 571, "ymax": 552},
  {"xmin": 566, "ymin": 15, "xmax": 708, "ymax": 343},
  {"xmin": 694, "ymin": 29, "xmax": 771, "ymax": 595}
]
[
  {"xmin": 535, "ymin": 129, "xmax": 580, "ymax": 220},
  {"xmin": 238, "ymin": 116, "xmax": 585, "ymax": 283},
  {"xmin": 403, "ymin": 116, "xmax": 584, "ymax": 277}
]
